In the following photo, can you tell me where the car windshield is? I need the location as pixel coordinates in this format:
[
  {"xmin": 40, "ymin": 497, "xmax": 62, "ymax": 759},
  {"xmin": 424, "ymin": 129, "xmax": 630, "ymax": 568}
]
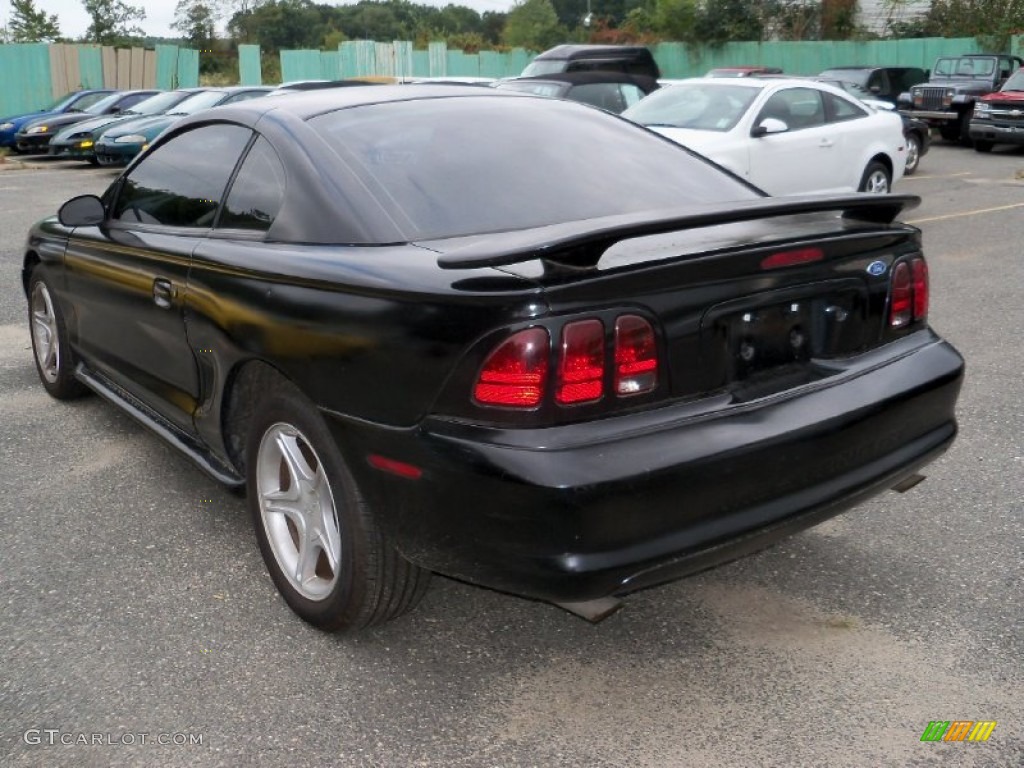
[
  {"xmin": 521, "ymin": 59, "xmax": 568, "ymax": 77},
  {"xmin": 310, "ymin": 96, "xmax": 757, "ymax": 241},
  {"xmin": 493, "ymin": 80, "xmax": 567, "ymax": 97},
  {"xmin": 169, "ymin": 91, "xmax": 228, "ymax": 114},
  {"xmin": 1002, "ymin": 69, "xmax": 1024, "ymax": 91},
  {"xmin": 46, "ymin": 93, "xmax": 79, "ymax": 111},
  {"xmin": 82, "ymin": 92, "xmax": 129, "ymax": 115},
  {"xmin": 623, "ymin": 83, "xmax": 759, "ymax": 131},
  {"xmin": 125, "ymin": 90, "xmax": 194, "ymax": 116},
  {"xmin": 933, "ymin": 58, "xmax": 995, "ymax": 79}
]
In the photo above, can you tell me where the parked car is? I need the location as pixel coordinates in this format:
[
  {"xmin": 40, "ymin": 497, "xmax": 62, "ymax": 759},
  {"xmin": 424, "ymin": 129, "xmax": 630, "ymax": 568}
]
[
  {"xmin": 93, "ymin": 86, "xmax": 272, "ymax": 165},
  {"xmin": 968, "ymin": 68, "xmax": 1024, "ymax": 152},
  {"xmin": 0, "ymin": 89, "xmax": 115, "ymax": 149},
  {"xmin": 623, "ymin": 77, "xmax": 906, "ymax": 195},
  {"xmin": 522, "ymin": 44, "xmax": 660, "ymax": 79},
  {"xmin": 493, "ymin": 71, "xmax": 658, "ymax": 114},
  {"xmin": 813, "ymin": 77, "xmax": 930, "ymax": 175},
  {"xmin": 707, "ymin": 66, "xmax": 783, "ymax": 77},
  {"xmin": 898, "ymin": 54, "xmax": 1024, "ymax": 144},
  {"xmin": 47, "ymin": 89, "xmax": 207, "ymax": 163},
  {"xmin": 23, "ymin": 86, "xmax": 963, "ymax": 632},
  {"xmin": 818, "ymin": 66, "xmax": 927, "ymax": 105},
  {"xmin": 15, "ymin": 90, "xmax": 160, "ymax": 153}
]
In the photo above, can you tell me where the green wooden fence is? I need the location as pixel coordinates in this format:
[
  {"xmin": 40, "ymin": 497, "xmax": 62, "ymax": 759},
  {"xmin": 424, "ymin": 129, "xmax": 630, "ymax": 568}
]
[
  {"xmin": 2, "ymin": 35, "xmax": 1022, "ymax": 118},
  {"xmin": 0, "ymin": 43, "xmax": 200, "ymax": 118}
]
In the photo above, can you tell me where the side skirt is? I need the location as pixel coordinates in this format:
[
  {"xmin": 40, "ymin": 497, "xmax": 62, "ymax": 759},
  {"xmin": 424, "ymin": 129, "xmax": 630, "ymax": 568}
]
[{"xmin": 74, "ymin": 364, "xmax": 245, "ymax": 489}]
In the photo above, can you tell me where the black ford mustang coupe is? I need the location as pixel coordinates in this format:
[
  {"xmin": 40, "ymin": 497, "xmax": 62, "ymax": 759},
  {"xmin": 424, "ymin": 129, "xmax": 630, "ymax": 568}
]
[{"xmin": 23, "ymin": 86, "xmax": 964, "ymax": 632}]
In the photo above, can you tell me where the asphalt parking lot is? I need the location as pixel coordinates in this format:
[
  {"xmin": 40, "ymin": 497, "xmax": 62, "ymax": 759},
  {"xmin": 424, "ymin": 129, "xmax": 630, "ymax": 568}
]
[{"xmin": 1, "ymin": 144, "xmax": 1022, "ymax": 767}]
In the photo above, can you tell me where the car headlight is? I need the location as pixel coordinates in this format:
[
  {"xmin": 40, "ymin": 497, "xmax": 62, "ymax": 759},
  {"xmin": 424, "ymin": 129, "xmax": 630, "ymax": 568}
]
[
  {"xmin": 26, "ymin": 125, "xmax": 49, "ymax": 134},
  {"xmin": 973, "ymin": 102, "xmax": 991, "ymax": 118},
  {"xmin": 0, "ymin": 122, "xmax": 14, "ymax": 131},
  {"xmin": 113, "ymin": 134, "xmax": 146, "ymax": 144}
]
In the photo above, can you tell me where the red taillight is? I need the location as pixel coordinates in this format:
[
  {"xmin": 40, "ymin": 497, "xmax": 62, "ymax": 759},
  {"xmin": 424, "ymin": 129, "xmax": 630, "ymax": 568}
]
[
  {"xmin": 474, "ymin": 327, "xmax": 549, "ymax": 407},
  {"xmin": 890, "ymin": 258, "xmax": 929, "ymax": 329},
  {"xmin": 614, "ymin": 315, "xmax": 658, "ymax": 396},
  {"xmin": 889, "ymin": 261, "xmax": 912, "ymax": 328},
  {"xmin": 912, "ymin": 257, "xmax": 928, "ymax": 321},
  {"xmin": 556, "ymin": 319, "xmax": 605, "ymax": 405}
]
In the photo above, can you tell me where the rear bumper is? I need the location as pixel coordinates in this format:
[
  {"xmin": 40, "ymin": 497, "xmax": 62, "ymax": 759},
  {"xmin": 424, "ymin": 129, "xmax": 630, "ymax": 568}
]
[
  {"xmin": 969, "ymin": 120, "xmax": 1024, "ymax": 145},
  {"xmin": 328, "ymin": 332, "xmax": 964, "ymax": 603}
]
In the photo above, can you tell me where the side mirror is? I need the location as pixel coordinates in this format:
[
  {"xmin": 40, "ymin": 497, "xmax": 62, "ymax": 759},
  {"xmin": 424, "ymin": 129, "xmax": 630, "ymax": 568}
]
[
  {"xmin": 58, "ymin": 195, "xmax": 105, "ymax": 227},
  {"xmin": 752, "ymin": 117, "xmax": 787, "ymax": 137}
]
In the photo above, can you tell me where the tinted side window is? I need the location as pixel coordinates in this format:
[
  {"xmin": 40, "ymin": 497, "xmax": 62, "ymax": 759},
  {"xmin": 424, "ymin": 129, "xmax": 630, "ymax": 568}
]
[
  {"xmin": 218, "ymin": 137, "xmax": 286, "ymax": 232},
  {"xmin": 112, "ymin": 124, "xmax": 252, "ymax": 228},
  {"xmin": 824, "ymin": 91, "xmax": 867, "ymax": 123},
  {"xmin": 568, "ymin": 83, "xmax": 625, "ymax": 112}
]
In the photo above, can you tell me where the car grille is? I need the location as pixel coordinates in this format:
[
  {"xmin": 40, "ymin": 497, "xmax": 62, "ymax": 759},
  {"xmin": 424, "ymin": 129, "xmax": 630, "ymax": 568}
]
[
  {"xmin": 914, "ymin": 87, "xmax": 948, "ymax": 111},
  {"xmin": 989, "ymin": 104, "xmax": 1024, "ymax": 124}
]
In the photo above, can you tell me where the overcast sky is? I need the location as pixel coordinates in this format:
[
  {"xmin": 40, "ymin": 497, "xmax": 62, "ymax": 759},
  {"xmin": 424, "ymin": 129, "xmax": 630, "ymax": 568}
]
[{"xmin": 8, "ymin": 0, "xmax": 518, "ymax": 40}]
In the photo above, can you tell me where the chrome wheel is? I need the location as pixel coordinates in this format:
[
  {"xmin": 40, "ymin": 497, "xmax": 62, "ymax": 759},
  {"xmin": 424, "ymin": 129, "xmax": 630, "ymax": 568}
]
[
  {"xmin": 256, "ymin": 422, "xmax": 342, "ymax": 601},
  {"xmin": 31, "ymin": 280, "xmax": 60, "ymax": 384},
  {"xmin": 904, "ymin": 136, "xmax": 920, "ymax": 175},
  {"xmin": 860, "ymin": 164, "xmax": 891, "ymax": 194}
]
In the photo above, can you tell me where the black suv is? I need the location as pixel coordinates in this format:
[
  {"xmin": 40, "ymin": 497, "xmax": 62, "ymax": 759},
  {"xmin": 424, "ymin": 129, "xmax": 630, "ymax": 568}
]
[
  {"xmin": 818, "ymin": 66, "xmax": 927, "ymax": 105},
  {"xmin": 522, "ymin": 45, "xmax": 660, "ymax": 80},
  {"xmin": 898, "ymin": 54, "xmax": 1024, "ymax": 144}
]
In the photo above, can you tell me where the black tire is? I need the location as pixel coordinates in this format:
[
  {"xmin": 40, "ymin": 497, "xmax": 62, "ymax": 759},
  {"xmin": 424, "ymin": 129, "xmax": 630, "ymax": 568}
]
[
  {"xmin": 246, "ymin": 382, "xmax": 429, "ymax": 632},
  {"xmin": 973, "ymin": 140, "xmax": 994, "ymax": 153},
  {"xmin": 904, "ymin": 133, "xmax": 922, "ymax": 175},
  {"xmin": 27, "ymin": 268, "xmax": 86, "ymax": 400},
  {"xmin": 858, "ymin": 161, "xmax": 891, "ymax": 194},
  {"xmin": 938, "ymin": 124, "xmax": 960, "ymax": 142},
  {"xmin": 957, "ymin": 112, "xmax": 973, "ymax": 147}
]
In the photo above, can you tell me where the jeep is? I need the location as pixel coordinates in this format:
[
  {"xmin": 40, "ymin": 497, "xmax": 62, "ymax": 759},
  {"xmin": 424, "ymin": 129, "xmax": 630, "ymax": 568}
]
[{"xmin": 898, "ymin": 54, "xmax": 1024, "ymax": 144}]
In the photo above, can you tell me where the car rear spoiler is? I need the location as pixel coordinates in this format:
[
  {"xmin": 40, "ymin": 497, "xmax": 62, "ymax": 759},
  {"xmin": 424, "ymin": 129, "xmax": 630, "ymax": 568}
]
[{"xmin": 434, "ymin": 194, "xmax": 920, "ymax": 270}]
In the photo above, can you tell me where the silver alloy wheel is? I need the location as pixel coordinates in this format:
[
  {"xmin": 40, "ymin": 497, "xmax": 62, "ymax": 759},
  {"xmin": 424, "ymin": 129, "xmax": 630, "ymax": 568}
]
[
  {"xmin": 256, "ymin": 422, "xmax": 342, "ymax": 601},
  {"xmin": 30, "ymin": 281, "xmax": 60, "ymax": 384},
  {"xmin": 863, "ymin": 168, "xmax": 890, "ymax": 194},
  {"xmin": 905, "ymin": 137, "xmax": 920, "ymax": 174}
]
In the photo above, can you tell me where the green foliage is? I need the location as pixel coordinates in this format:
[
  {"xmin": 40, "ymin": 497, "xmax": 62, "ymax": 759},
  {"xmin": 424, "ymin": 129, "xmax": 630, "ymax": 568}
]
[
  {"xmin": 503, "ymin": 0, "xmax": 565, "ymax": 49},
  {"xmin": 9, "ymin": 0, "xmax": 62, "ymax": 42},
  {"xmin": 173, "ymin": 0, "xmax": 217, "ymax": 49},
  {"xmin": 652, "ymin": 0, "xmax": 697, "ymax": 42},
  {"xmin": 892, "ymin": 0, "xmax": 1024, "ymax": 42},
  {"xmin": 82, "ymin": 0, "xmax": 147, "ymax": 45},
  {"xmin": 693, "ymin": 0, "xmax": 764, "ymax": 45},
  {"xmin": 226, "ymin": 0, "xmax": 503, "ymax": 53}
]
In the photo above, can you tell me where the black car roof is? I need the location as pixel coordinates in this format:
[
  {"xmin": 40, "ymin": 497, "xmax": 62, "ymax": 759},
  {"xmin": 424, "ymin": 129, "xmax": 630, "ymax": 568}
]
[
  {"xmin": 534, "ymin": 44, "xmax": 652, "ymax": 60},
  {"xmin": 505, "ymin": 71, "xmax": 658, "ymax": 89},
  {"xmin": 217, "ymin": 84, "xmax": 511, "ymax": 122}
]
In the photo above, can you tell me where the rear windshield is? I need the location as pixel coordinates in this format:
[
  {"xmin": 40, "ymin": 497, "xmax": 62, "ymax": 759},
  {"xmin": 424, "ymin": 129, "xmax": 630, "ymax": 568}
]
[{"xmin": 309, "ymin": 95, "xmax": 758, "ymax": 241}]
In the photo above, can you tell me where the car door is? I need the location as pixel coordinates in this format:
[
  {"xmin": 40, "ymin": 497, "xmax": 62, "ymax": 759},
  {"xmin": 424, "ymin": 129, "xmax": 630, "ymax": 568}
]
[
  {"xmin": 747, "ymin": 87, "xmax": 846, "ymax": 195},
  {"xmin": 62, "ymin": 122, "xmax": 254, "ymax": 432}
]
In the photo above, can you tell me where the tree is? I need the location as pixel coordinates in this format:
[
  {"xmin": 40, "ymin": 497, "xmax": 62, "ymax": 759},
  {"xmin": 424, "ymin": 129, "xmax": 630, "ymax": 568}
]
[
  {"xmin": 8, "ymin": 0, "xmax": 62, "ymax": 42},
  {"xmin": 173, "ymin": 0, "xmax": 217, "ymax": 49},
  {"xmin": 503, "ymin": 0, "xmax": 565, "ymax": 49},
  {"xmin": 82, "ymin": 0, "xmax": 147, "ymax": 45}
]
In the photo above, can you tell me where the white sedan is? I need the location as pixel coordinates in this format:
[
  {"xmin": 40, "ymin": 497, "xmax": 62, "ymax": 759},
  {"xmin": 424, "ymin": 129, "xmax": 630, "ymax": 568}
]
[{"xmin": 622, "ymin": 77, "xmax": 906, "ymax": 195}]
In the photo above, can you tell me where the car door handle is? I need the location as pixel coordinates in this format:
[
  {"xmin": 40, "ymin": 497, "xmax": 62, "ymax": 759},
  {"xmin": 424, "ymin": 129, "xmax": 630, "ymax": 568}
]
[
  {"xmin": 819, "ymin": 139, "xmax": 835, "ymax": 148},
  {"xmin": 152, "ymin": 278, "xmax": 174, "ymax": 309}
]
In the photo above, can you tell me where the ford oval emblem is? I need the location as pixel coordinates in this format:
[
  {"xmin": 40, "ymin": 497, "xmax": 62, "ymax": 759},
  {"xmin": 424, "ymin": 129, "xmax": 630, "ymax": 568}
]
[{"xmin": 867, "ymin": 260, "xmax": 887, "ymax": 277}]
